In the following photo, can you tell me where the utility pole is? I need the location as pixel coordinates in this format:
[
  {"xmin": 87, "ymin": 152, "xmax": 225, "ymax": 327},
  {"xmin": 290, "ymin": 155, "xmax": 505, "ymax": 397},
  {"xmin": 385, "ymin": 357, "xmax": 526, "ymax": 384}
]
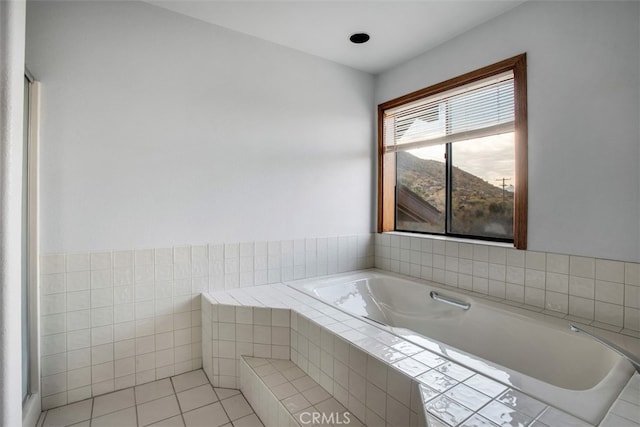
[{"xmin": 496, "ymin": 177, "xmax": 512, "ymax": 205}]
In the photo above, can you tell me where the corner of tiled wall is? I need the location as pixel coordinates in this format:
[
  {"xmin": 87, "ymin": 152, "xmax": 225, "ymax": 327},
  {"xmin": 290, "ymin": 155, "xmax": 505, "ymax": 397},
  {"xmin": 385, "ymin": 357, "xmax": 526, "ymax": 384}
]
[
  {"xmin": 39, "ymin": 233, "xmax": 374, "ymax": 410},
  {"xmin": 373, "ymin": 233, "xmax": 640, "ymax": 335}
]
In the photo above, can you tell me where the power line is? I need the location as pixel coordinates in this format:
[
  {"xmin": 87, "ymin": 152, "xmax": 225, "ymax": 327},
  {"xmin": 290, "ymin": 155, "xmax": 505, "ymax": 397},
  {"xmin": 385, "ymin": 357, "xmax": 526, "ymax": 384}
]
[{"xmin": 495, "ymin": 177, "xmax": 512, "ymax": 205}]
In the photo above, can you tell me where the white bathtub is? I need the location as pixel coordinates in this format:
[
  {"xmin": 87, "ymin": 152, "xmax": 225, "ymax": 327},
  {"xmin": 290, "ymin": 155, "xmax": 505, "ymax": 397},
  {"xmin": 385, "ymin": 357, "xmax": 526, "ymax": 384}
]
[{"xmin": 290, "ymin": 270, "xmax": 635, "ymax": 425}]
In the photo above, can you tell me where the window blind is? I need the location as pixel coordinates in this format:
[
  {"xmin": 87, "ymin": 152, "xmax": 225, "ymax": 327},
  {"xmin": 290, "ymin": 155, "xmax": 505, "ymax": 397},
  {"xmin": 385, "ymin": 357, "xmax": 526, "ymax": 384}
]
[{"xmin": 383, "ymin": 71, "xmax": 514, "ymax": 153}]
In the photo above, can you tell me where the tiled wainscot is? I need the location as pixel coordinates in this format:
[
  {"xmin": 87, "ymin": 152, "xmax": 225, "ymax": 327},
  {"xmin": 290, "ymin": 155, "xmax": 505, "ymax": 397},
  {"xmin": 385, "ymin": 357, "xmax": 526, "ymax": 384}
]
[
  {"xmin": 38, "ymin": 232, "xmax": 640, "ymax": 426},
  {"xmin": 38, "ymin": 234, "xmax": 374, "ymax": 410}
]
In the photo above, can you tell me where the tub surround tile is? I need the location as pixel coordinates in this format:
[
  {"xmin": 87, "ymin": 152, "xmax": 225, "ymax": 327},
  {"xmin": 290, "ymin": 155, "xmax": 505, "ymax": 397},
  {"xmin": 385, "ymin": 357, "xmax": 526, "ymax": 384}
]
[
  {"xmin": 444, "ymin": 384, "xmax": 491, "ymax": 412},
  {"xmin": 206, "ymin": 274, "xmax": 636, "ymax": 427},
  {"xmin": 525, "ymin": 251, "xmax": 546, "ymax": 271},
  {"xmin": 252, "ymin": 270, "xmax": 637, "ymax": 426},
  {"xmin": 393, "ymin": 357, "xmax": 431, "ymax": 378},
  {"xmin": 600, "ymin": 375, "xmax": 640, "ymax": 427},
  {"xmin": 626, "ymin": 263, "xmax": 640, "ymax": 287},
  {"xmin": 599, "ymin": 413, "xmax": 640, "ymax": 427},
  {"xmin": 596, "ymin": 280, "xmax": 625, "ymax": 305},
  {"xmin": 461, "ymin": 414, "xmax": 500, "ymax": 426},
  {"xmin": 536, "ymin": 407, "xmax": 591, "ymax": 427},
  {"xmin": 545, "ymin": 291, "xmax": 568, "ymax": 313},
  {"xmin": 376, "ymin": 234, "xmax": 640, "ymax": 334},
  {"xmin": 426, "ymin": 395, "xmax": 474, "ymax": 426},
  {"xmin": 570, "ymin": 256, "xmax": 596, "ymax": 279},
  {"xmin": 546, "ymin": 254, "xmax": 570, "ymax": 275},
  {"xmin": 435, "ymin": 362, "xmax": 475, "ymax": 383},
  {"xmin": 497, "ymin": 388, "xmax": 546, "ymax": 419},
  {"xmin": 596, "ymin": 259, "xmax": 625, "ymax": 284},
  {"xmin": 626, "ymin": 285, "xmax": 640, "ymax": 309},
  {"xmin": 241, "ymin": 356, "xmax": 362, "ymax": 427}
]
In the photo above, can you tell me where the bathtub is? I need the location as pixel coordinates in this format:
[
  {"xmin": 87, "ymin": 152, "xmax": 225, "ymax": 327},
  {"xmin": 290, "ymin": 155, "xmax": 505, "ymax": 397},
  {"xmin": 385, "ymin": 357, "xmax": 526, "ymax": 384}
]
[{"xmin": 289, "ymin": 270, "xmax": 635, "ymax": 425}]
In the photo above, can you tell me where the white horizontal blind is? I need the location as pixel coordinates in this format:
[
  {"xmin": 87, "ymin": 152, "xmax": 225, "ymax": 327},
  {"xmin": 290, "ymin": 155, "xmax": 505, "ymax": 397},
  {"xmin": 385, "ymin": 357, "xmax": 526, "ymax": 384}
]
[{"xmin": 383, "ymin": 71, "xmax": 514, "ymax": 153}]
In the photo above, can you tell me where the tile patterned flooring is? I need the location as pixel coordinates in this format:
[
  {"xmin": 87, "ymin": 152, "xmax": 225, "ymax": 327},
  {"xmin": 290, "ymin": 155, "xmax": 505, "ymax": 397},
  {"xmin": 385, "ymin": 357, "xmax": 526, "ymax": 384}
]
[{"xmin": 38, "ymin": 370, "xmax": 264, "ymax": 427}]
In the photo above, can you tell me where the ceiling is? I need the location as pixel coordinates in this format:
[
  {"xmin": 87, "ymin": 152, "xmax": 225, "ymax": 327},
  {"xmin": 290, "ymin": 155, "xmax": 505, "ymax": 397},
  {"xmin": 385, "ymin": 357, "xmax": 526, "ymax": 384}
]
[{"xmin": 148, "ymin": 1, "xmax": 525, "ymax": 75}]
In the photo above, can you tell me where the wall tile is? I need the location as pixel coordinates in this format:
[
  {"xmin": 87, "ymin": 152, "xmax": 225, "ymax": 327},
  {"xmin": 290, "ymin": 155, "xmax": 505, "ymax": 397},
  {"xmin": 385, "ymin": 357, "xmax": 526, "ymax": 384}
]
[
  {"xmin": 67, "ymin": 330, "xmax": 90, "ymax": 352},
  {"xmin": 42, "ymin": 294, "xmax": 66, "ymax": 315},
  {"xmin": 42, "ymin": 353, "xmax": 67, "ymax": 376},
  {"xmin": 42, "ymin": 333, "xmax": 67, "ymax": 356},
  {"xmin": 505, "ymin": 267, "xmax": 524, "ymax": 286},
  {"xmin": 524, "ymin": 287, "xmax": 544, "ymax": 308},
  {"xmin": 91, "ymin": 270, "xmax": 113, "ymax": 289},
  {"xmin": 91, "ymin": 288, "xmax": 113, "ymax": 308},
  {"xmin": 545, "ymin": 291, "xmax": 568, "ymax": 313},
  {"xmin": 626, "ymin": 285, "xmax": 640, "ymax": 309},
  {"xmin": 569, "ymin": 296, "xmax": 594, "ymax": 320},
  {"xmin": 596, "ymin": 281, "xmax": 624, "ymax": 305},
  {"xmin": 173, "ymin": 246, "xmax": 191, "ymax": 265},
  {"xmin": 524, "ymin": 269, "xmax": 545, "ymax": 289},
  {"xmin": 67, "ymin": 310, "xmax": 90, "ymax": 332},
  {"xmin": 67, "ymin": 348, "xmax": 91, "ymax": 370},
  {"xmin": 41, "ymin": 274, "xmax": 66, "ymax": 295},
  {"xmin": 42, "ymin": 254, "xmax": 66, "ymax": 275},
  {"xmin": 626, "ymin": 263, "xmax": 640, "ymax": 286},
  {"xmin": 113, "ymin": 251, "xmax": 134, "ymax": 268},
  {"xmin": 488, "ymin": 280, "xmax": 505, "ymax": 299},
  {"xmin": 596, "ymin": 259, "xmax": 625, "ymax": 283},
  {"xmin": 544, "ymin": 272, "xmax": 568, "ymax": 294},
  {"xmin": 92, "ymin": 343, "xmax": 113, "ymax": 365},
  {"xmin": 91, "ymin": 252, "xmax": 112, "ymax": 271},
  {"xmin": 570, "ymin": 256, "xmax": 595, "ymax": 279},
  {"xmin": 546, "ymin": 254, "xmax": 569, "ymax": 275},
  {"xmin": 594, "ymin": 301, "xmax": 624, "ymax": 327},
  {"xmin": 525, "ymin": 251, "xmax": 546, "ymax": 271},
  {"xmin": 569, "ymin": 276, "xmax": 595, "ymax": 299},
  {"xmin": 66, "ymin": 271, "xmax": 90, "ymax": 292},
  {"xmin": 505, "ymin": 249, "xmax": 524, "ymax": 267},
  {"xmin": 624, "ymin": 307, "xmax": 640, "ymax": 331},
  {"xmin": 67, "ymin": 253, "xmax": 90, "ymax": 272},
  {"xmin": 42, "ymin": 314, "xmax": 66, "ymax": 336}
]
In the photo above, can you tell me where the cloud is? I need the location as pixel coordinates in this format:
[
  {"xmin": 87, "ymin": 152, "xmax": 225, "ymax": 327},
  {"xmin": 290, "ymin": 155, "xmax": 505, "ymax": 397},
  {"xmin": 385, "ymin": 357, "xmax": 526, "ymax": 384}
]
[{"xmin": 408, "ymin": 132, "xmax": 514, "ymax": 187}]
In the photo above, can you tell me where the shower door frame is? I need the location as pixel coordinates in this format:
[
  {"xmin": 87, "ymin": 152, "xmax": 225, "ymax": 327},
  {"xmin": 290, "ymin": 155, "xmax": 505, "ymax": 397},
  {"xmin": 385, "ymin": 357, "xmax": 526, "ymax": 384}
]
[{"xmin": 22, "ymin": 70, "xmax": 41, "ymax": 427}]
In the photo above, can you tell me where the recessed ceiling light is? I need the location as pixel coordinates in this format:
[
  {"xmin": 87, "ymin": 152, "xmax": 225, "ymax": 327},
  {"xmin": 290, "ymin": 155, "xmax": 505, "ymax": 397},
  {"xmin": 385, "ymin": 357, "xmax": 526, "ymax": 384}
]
[{"xmin": 349, "ymin": 33, "xmax": 370, "ymax": 44}]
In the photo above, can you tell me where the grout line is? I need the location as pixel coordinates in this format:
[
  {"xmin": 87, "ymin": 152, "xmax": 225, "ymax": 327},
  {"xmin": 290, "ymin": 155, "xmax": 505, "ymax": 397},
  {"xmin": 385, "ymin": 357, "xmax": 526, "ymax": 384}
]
[
  {"xmin": 88, "ymin": 395, "xmax": 95, "ymax": 426},
  {"xmin": 215, "ymin": 391, "xmax": 235, "ymax": 425},
  {"xmin": 168, "ymin": 372, "xmax": 188, "ymax": 427},
  {"xmin": 132, "ymin": 385, "xmax": 138, "ymax": 427}
]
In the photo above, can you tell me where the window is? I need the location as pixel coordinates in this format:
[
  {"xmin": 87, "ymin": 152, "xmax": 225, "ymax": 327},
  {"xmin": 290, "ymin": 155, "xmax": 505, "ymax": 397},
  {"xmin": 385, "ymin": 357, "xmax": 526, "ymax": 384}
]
[{"xmin": 378, "ymin": 54, "xmax": 527, "ymax": 249}]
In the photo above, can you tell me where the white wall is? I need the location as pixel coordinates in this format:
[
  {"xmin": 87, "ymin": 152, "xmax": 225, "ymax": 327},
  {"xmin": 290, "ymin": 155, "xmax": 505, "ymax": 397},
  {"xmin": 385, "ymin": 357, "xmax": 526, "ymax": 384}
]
[
  {"xmin": 26, "ymin": 0, "xmax": 375, "ymax": 254},
  {"xmin": 376, "ymin": 1, "xmax": 640, "ymax": 263}
]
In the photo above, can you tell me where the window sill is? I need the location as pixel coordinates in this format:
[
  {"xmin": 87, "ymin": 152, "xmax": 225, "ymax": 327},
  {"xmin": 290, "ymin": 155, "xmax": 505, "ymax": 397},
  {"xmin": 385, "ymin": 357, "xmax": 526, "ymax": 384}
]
[{"xmin": 382, "ymin": 231, "xmax": 515, "ymax": 249}]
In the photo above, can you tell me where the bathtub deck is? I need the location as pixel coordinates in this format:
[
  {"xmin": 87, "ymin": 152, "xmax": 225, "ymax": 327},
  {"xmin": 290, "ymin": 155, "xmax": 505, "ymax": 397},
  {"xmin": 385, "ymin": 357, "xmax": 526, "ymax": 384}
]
[{"xmin": 202, "ymin": 279, "xmax": 634, "ymax": 427}]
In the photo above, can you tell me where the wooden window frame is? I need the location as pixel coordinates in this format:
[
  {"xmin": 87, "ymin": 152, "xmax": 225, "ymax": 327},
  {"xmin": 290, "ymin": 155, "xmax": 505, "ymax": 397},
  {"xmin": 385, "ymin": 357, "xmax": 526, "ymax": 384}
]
[{"xmin": 377, "ymin": 53, "xmax": 528, "ymax": 249}]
